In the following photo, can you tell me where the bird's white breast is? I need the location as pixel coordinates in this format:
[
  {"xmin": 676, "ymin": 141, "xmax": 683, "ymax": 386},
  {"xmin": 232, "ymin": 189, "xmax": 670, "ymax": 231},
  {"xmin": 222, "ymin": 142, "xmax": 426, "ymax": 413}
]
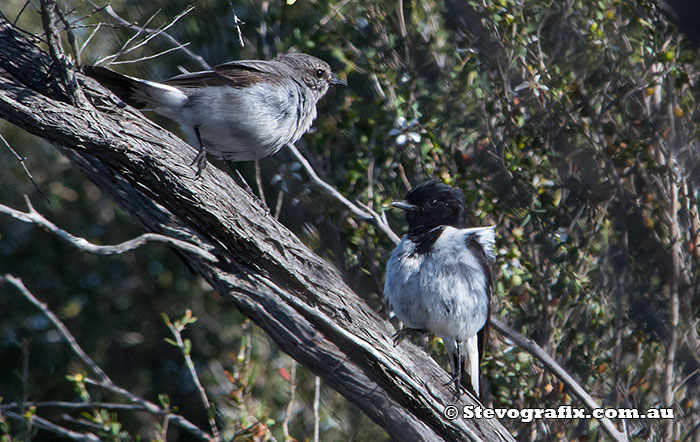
[
  {"xmin": 164, "ymin": 82, "xmax": 318, "ymax": 161},
  {"xmin": 384, "ymin": 226, "xmax": 491, "ymax": 343}
]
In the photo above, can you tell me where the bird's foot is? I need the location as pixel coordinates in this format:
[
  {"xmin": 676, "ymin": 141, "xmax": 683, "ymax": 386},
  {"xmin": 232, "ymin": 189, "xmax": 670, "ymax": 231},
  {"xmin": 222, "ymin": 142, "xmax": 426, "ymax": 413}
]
[
  {"xmin": 191, "ymin": 126, "xmax": 207, "ymax": 179},
  {"xmin": 392, "ymin": 328, "xmax": 427, "ymax": 347},
  {"xmin": 444, "ymin": 372, "xmax": 467, "ymax": 399},
  {"xmin": 190, "ymin": 149, "xmax": 208, "ymax": 179}
]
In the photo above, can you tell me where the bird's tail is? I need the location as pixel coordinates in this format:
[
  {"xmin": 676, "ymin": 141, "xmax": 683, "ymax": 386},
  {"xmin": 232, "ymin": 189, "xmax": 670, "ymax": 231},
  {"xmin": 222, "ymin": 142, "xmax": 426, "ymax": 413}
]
[
  {"xmin": 83, "ymin": 66, "xmax": 186, "ymax": 110},
  {"xmin": 449, "ymin": 335, "xmax": 481, "ymax": 398}
]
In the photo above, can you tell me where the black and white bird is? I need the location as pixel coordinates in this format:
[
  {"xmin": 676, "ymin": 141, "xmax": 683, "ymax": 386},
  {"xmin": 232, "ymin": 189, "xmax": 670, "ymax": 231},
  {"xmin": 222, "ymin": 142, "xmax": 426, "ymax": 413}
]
[
  {"xmin": 84, "ymin": 53, "xmax": 345, "ymax": 177},
  {"xmin": 384, "ymin": 180, "xmax": 495, "ymax": 397}
]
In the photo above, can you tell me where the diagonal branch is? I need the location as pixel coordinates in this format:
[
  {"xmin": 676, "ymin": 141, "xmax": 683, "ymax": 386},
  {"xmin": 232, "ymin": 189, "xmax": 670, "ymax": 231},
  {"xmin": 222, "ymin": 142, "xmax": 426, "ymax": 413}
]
[
  {"xmin": 491, "ymin": 319, "xmax": 628, "ymax": 442},
  {"xmin": 0, "ymin": 132, "xmax": 49, "ymax": 202},
  {"xmin": 286, "ymin": 143, "xmax": 401, "ymax": 244},
  {"xmin": 0, "ymin": 195, "xmax": 217, "ymax": 262}
]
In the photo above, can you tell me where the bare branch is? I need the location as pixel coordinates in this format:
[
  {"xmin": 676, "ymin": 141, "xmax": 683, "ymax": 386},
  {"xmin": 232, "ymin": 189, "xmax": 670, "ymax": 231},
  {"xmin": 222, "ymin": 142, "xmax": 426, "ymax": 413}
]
[
  {"xmin": 491, "ymin": 318, "xmax": 628, "ymax": 442},
  {"xmin": 77, "ymin": 22, "xmax": 101, "ymax": 63},
  {"xmin": 94, "ymin": 7, "xmax": 162, "ymax": 66},
  {"xmin": 286, "ymin": 143, "xmax": 401, "ymax": 244},
  {"xmin": 164, "ymin": 312, "xmax": 221, "ymax": 442},
  {"xmin": 108, "ymin": 42, "xmax": 191, "ymax": 66},
  {"xmin": 53, "ymin": 1, "xmax": 80, "ymax": 65},
  {"xmin": 3, "ymin": 410, "xmax": 100, "ymax": 442},
  {"xmin": 313, "ymin": 376, "xmax": 321, "ymax": 442},
  {"xmin": 0, "ymin": 401, "xmax": 164, "ymax": 413},
  {"xmin": 99, "ymin": 4, "xmax": 210, "ymax": 70},
  {"xmin": 12, "ymin": 0, "xmax": 31, "ymax": 27},
  {"xmin": 0, "ymin": 133, "xmax": 49, "ymax": 203},
  {"xmin": 273, "ymin": 187, "xmax": 284, "ymax": 220},
  {"xmin": 0, "ymin": 196, "xmax": 218, "ymax": 262},
  {"xmin": 2, "ymin": 274, "xmax": 112, "ymax": 384},
  {"xmin": 281, "ymin": 362, "xmax": 297, "ymax": 440},
  {"xmin": 110, "ymin": 6, "xmax": 194, "ymax": 64},
  {"xmin": 227, "ymin": 0, "xmax": 245, "ymax": 48},
  {"xmin": 254, "ymin": 159, "xmax": 267, "ymax": 206},
  {"xmin": 39, "ymin": 0, "xmax": 85, "ymax": 105},
  {"xmin": 663, "ymin": 166, "xmax": 682, "ymax": 440}
]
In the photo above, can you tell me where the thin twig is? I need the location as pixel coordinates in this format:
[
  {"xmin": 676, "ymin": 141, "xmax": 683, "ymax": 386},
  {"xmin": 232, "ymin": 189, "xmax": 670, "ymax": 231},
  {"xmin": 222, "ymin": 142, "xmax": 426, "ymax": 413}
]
[
  {"xmin": 12, "ymin": 0, "xmax": 31, "ymax": 26},
  {"xmin": 0, "ymin": 196, "xmax": 217, "ymax": 262},
  {"xmin": 21, "ymin": 340, "xmax": 30, "ymax": 416},
  {"xmin": 254, "ymin": 159, "xmax": 267, "ymax": 207},
  {"xmin": 39, "ymin": 0, "xmax": 84, "ymax": 105},
  {"xmin": 94, "ymin": 8, "xmax": 161, "ymax": 66},
  {"xmin": 286, "ymin": 143, "xmax": 401, "ymax": 244},
  {"xmin": 60, "ymin": 414, "xmax": 110, "ymax": 432},
  {"xmin": 273, "ymin": 187, "xmax": 284, "ymax": 220},
  {"xmin": 227, "ymin": 0, "xmax": 245, "ymax": 47},
  {"xmin": 165, "ymin": 312, "xmax": 221, "ymax": 442},
  {"xmin": 491, "ymin": 318, "xmax": 628, "ymax": 442},
  {"xmin": 281, "ymin": 362, "xmax": 297, "ymax": 440},
  {"xmin": 397, "ymin": 0, "xmax": 408, "ymax": 38},
  {"xmin": 83, "ymin": 377, "xmax": 210, "ymax": 440},
  {"xmin": 682, "ymin": 420, "xmax": 700, "ymax": 442},
  {"xmin": 77, "ymin": 22, "xmax": 101, "ymax": 63},
  {"xmin": 0, "ymin": 133, "xmax": 49, "ymax": 204},
  {"xmin": 109, "ymin": 42, "xmax": 190, "ymax": 65},
  {"xmin": 65, "ymin": 2, "xmax": 111, "ymax": 31},
  {"xmin": 112, "ymin": 6, "xmax": 194, "ymax": 64},
  {"xmin": 3, "ymin": 410, "xmax": 100, "ymax": 442},
  {"xmin": 664, "ymin": 165, "xmax": 681, "ymax": 440},
  {"xmin": 53, "ymin": 2, "xmax": 80, "ymax": 65},
  {"xmin": 99, "ymin": 4, "xmax": 209, "ymax": 70},
  {"xmin": 313, "ymin": 376, "xmax": 321, "ymax": 442},
  {"xmin": 1, "ymin": 401, "xmax": 163, "ymax": 413},
  {"xmin": 310, "ymin": 0, "xmax": 351, "ymax": 35},
  {"xmin": 3, "ymin": 275, "xmax": 112, "ymax": 384}
]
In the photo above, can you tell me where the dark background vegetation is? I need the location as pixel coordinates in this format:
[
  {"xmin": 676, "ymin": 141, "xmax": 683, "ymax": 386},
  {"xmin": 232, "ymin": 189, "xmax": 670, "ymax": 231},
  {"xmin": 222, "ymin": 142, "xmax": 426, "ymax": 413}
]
[{"xmin": 1, "ymin": 0, "xmax": 699, "ymax": 440}]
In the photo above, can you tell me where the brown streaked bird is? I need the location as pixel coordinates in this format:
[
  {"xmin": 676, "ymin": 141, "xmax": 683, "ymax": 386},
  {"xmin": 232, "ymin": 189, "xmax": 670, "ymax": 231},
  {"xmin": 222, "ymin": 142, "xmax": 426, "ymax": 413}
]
[{"xmin": 84, "ymin": 53, "xmax": 345, "ymax": 177}]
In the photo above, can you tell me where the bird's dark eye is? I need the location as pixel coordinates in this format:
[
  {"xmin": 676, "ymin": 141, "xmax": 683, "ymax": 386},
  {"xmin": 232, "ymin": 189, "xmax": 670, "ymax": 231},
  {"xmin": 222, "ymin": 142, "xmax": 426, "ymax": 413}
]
[
  {"xmin": 428, "ymin": 198, "xmax": 439, "ymax": 208},
  {"xmin": 315, "ymin": 69, "xmax": 325, "ymax": 78}
]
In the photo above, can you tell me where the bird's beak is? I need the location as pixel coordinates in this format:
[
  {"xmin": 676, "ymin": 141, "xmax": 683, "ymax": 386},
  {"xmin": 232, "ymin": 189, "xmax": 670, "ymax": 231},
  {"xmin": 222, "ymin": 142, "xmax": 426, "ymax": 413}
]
[
  {"xmin": 331, "ymin": 73, "xmax": 347, "ymax": 86},
  {"xmin": 390, "ymin": 201, "xmax": 417, "ymax": 211}
]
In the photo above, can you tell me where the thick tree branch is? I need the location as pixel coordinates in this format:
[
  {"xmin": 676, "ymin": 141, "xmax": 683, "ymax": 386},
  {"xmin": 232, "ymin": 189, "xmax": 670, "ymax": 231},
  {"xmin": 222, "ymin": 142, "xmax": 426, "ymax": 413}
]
[{"xmin": 0, "ymin": 16, "xmax": 513, "ymax": 441}]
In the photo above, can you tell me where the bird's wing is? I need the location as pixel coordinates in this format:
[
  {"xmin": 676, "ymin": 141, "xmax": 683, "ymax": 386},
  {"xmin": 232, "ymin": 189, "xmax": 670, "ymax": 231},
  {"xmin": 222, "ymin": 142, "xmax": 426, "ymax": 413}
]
[
  {"xmin": 464, "ymin": 228, "xmax": 494, "ymax": 364},
  {"xmin": 477, "ymin": 274, "xmax": 491, "ymax": 365},
  {"xmin": 163, "ymin": 60, "xmax": 285, "ymax": 88},
  {"xmin": 462, "ymin": 226, "xmax": 496, "ymax": 260}
]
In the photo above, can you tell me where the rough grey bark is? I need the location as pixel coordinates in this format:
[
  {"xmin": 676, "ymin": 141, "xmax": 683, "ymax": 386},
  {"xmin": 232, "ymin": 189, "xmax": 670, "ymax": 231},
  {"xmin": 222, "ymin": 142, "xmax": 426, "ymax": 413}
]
[{"xmin": 0, "ymin": 16, "xmax": 515, "ymax": 442}]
